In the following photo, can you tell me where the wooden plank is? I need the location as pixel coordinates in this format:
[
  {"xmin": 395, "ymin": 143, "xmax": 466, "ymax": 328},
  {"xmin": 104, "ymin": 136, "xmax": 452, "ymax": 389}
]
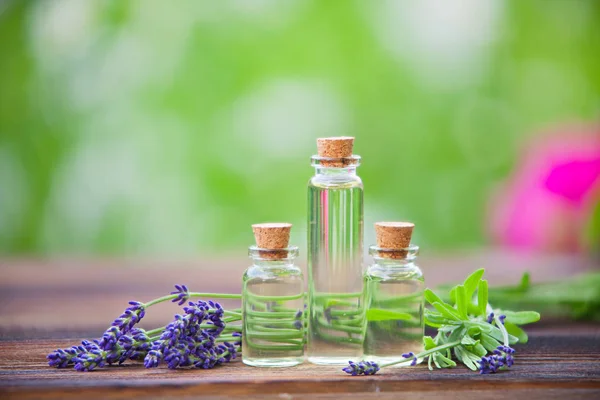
[
  {"xmin": 0, "ymin": 256, "xmax": 598, "ymax": 398},
  {"xmin": 0, "ymin": 326, "xmax": 599, "ymax": 399}
]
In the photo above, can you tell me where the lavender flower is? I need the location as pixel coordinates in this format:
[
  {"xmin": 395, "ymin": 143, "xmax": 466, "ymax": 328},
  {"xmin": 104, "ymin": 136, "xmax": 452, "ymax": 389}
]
[
  {"xmin": 47, "ymin": 285, "xmax": 242, "ymax": 372},
  {"xmin": 402, "ymin": 352, "xmax": 418, "ymax": 366},
  {"xmin": 342, "ymin": 361, "xmax": 380, "ymax": 376},
  {"xmin": 97, "ymin": 326, "xmax": 122, "ymax": 351},
  {"xmin": 144, "ymin": 300, "xmax": 235, "ymax": 370},
  {"xmin": 111, "ymin": 301, "xmax": 145, "ymax": 334},
  {"xmin": 499, "ymin": 314, "xmax": 506, "ymax": 325},
  {"xmin": 171, "ymin": 285, "xmax": 190, "ymax": 306},
  {"xmin": 118, "ymin": 328, "xmax": 151, "ymax": 362},
  {"xmin": 47, "ymin": 346, "xmax": 79, "ymax": 368},
  {"xmin": 73, "ymin": 342, "xmax": 106, "ymax": 372},
  {"xmin": 47, "ymin": 340, "xmax": 104, "ymax": 369},
  {"xmin": 478, "ymin": 345, "xmax": 516, "ymax": 374},
  {"xmin": 144, "ymin": 349, "xmax": 162, "ymax": 368},
  {"xmin": 486, "ymin": 312, "xmax": 494, "ymax": 324}
]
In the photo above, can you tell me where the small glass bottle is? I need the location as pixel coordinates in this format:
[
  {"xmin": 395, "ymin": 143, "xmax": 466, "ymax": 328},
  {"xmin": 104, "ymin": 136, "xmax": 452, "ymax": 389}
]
[
  {"xmin": 363, "ymin": 222, "xmax": 425, "ymax": 365},
  {"xmin": 307, "ymin": 137, "xmax": 365, "ymax": 365},
  {"xmin": 242, "ymin": 223, "xmax": 305, "ymax": 367}
]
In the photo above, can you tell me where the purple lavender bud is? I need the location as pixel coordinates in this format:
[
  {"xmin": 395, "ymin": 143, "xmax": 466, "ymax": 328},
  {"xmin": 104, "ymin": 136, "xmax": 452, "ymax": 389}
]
[
  {"xmin": 486, "ymin": 312, "xmax": 494, "ymax": 324},
  {"xmin": 295, "ymin": 310, "xmax": 303, "ymax": 319},
  {"xmin": 170, "ymin": 285, "xmax": 190, "ymax": 306},
  {"xmin": 144, "ymin": 350, "xmax": 162, "ymax": 368},
  {"xmin": 47, "ymin": 346, "xmax": 79, "ymax": 368},
  {"xmin": 410, "ymin": 357, "xmax": 417, "ymax": 366},
  {"xmin": 343, "ymin": 360, "xmax": 380, "ymax": 376},
  {"xmin": 109, "ymin": 301, "xmax": 146, "ymax": 335},
  {"xmin": 402, "ymin": 352, "xmax": 414, "ymax": 358},
  {"xmin": 499, "ymin": 315, "xmax": 506, "ymax": 324}
]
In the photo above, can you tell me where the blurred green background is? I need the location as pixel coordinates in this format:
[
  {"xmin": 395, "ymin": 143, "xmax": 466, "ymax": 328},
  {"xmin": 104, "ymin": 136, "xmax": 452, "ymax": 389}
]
[{"xmin": 0, "ymin": 0, "xmax": 598, "ymax": 256}]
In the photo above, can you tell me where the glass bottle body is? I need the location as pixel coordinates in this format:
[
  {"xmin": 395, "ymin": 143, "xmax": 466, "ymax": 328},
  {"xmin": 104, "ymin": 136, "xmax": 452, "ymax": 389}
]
[
  {"xmin": 307, "ymin": 159, "xmax": 365, "ymax": 365},
  {"xmin": 363, "ymin": 246, "xmax": 424, "ymax": 366},
  {"xmin": 242, "ymin": 247, "xmax": 305, "ymax": 367}
]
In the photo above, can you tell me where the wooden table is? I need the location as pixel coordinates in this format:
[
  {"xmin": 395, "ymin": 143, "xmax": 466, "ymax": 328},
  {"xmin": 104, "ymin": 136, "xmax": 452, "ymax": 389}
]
[{"xmin": 1, "ymin": 254, "xmax": 599, "ymax": 399}]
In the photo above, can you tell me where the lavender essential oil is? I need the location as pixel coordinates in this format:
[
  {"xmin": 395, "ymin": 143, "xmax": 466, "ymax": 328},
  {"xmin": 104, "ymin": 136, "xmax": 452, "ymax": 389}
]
[
  {"xmin": 307, "ymin": 137, "xmax": 365, "ymax": 365},
  {"xmin": 242, "ymin": 223, "xmax": 305, "ymax": 367},
  {"xmin": 363, "ymin": 222, "xmax": 425, "ymax": 365}
]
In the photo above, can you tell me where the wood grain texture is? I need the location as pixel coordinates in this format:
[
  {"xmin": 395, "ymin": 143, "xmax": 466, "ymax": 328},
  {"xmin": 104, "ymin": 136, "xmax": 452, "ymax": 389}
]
[
  {"xmin": 0, "ymin": 256, "xmax": 598, "ymax": 399},
  {"xmin": 1, "ymin": 328, "xmax": 599, "ymax": 399}
]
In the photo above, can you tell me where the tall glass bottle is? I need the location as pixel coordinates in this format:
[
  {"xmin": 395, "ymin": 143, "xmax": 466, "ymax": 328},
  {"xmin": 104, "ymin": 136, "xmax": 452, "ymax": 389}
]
[
  {"xmin": 307, "ymin": 137, "xmax": 365, "ymax": 365},
  {"xmin": 242, "ymin": 223, "xmax": 305, "ymax": 367},
  {"xmin": 364, "ymin": 222, "xmax": 425, "ymax": 365}
]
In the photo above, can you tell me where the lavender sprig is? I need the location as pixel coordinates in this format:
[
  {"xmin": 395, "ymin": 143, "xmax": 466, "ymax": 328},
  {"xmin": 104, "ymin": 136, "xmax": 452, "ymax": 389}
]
[
  {"xmin": 171, "ymin": 285, "xmax": 190, "ymax": 306},
  {"xmin": 478, "ymin": 345, "xmax": 515, "ymax": 374},
  {"xmin": 342, "ymin": 361, "xmax": 380, "ymax": 376},
  {"xmin": 144, "ymin": 300, "xmax": 239, "ymax": 370},
  {"xmin": 344, "ymin": 269, "xmax": 540, "ymax": 376},
  {"xmin": 111, "ymin": 301, "xmax": 146, "ymax": 334},
  {"xmin": 47, "ymin": 285, "xmax": 242, "ymax": 371}
]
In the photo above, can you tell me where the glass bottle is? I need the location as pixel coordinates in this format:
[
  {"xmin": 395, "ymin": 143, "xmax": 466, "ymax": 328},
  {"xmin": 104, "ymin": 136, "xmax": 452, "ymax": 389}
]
[
  {"xmin": 307, "ymin": 137, "xmax": 365, "ymax": 365},
  {"xmin": 242, "ymin": 223, "xmax": 305, "ymax": 367},
  {"xmin": 363, "ymin": 222, "xmax": 425, "ymax": 365}
]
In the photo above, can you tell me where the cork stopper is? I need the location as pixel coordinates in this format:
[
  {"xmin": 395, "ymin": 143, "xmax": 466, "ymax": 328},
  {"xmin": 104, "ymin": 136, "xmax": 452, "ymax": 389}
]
[
  {"xmin": 316, "ymin": 137, "xmax": 355, "ymax": 167},
  {"xmin": 375, "ymin": 222, "xmax": 414, "ymax": 259},
  {"xmin": 252, "ymin": 223, "xmax": 292, "ymax": 259}
]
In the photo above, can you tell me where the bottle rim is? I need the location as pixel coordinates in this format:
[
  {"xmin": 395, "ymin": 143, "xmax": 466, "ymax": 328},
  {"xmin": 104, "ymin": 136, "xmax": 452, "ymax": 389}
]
[
  {"xmin": 248, "ymin": 245, "xmax": 299, "ymax": 261},
  {"xmin": 369, "ymin": 244, "xmax": 419, "ymax": 260},
  {"xmin": 310, "ymin": 155, "xmax": 361, "ymax": 168}
]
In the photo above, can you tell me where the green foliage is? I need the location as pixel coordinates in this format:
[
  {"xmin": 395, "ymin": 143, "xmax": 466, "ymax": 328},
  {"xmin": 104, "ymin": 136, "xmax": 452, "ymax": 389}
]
[
  {"xmin": 487, "ymin": 271, "xmax": 600, "ymax": 321},
  {"xmin": 366, "ymin": 309, "xmax": 413, "ymax": 322},
  {"xmin": 392, "ymin": 268, "xmax": 541, "ymax": 372},
  {"xmin": 1, "ymin": 1, "xmax": 599, "ymax": 254}
]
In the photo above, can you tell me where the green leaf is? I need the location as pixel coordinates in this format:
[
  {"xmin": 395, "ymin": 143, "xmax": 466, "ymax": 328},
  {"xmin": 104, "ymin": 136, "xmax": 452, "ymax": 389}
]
[
  {"xmin": 454, "ymin": 285, "xmax": 468, "ymax": 318},
  {"xmin": 424, "ymin": 336, "xmax": 437, "ymax": 350},
  {"xmin": 487, "ymin": 325, "xmax": 519, "ymax": 344},
  {"xmin": 424, "ymin": 309, "xmax": 450, "ymax": 327},
  {"xmin": 505, "ymin": 321, "xmax": 528, "ymax": 343},
  {"xmin": 463, "ymin": 268, "xmax": 485, "ymax": 297},
  {"xmin": 434, "ymin": 353, "xmax": 456, "ymax": 368},
  {"xmin": 473, "ymin": 343, "xmax": 488, "ymax": 357},
  {"xmin": 477, "ymin": 280, "xmax": 488, "ymax": 316},
  {"xmin": 424, "ymin": 288, "xmax": 446, "ymax": 307},
  {"xmin": 461, "ymin": 335, "xmax": 478, "ymax": 346},
  {"xmin": 449, "ymin": 286, "xmax": 457, "ymax": 304},
  {"xmin": 448, "ymin": 327, "xmax": 467, "ymax": 343},
  {"xmin": 480, "ymin": 333, "xmax": 502, "ymax": 352},
  {"xmin": 454, "ymin": 346, "xmax": 478, "ymax": 371},
  {"xmin": 467, "ymin": 326, "xmax": 482, "ymax": 338},
  {"xmin": 502, "ymin": 311, "xmax": 541, "ymax": 325},
  {"xmin": 366, "ymin": 308, "xmax": 413, "ymax": 322},
  {"xmin": 432, "ymin": 301, "xmax": 462, "ymax": 321}
]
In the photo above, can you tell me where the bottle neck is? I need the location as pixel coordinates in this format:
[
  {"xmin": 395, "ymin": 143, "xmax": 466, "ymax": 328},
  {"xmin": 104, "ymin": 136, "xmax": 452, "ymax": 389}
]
[
  {"xmin": 369, "ymin": 245, "xmax": 419, "ymax": 268},
  {"xmin": 314, "ymin": 166, "xmax": 358, "ymax": 177},
  {"xmin": 248, "ymin": 246, "xmax": 298, "ymax": 268}
]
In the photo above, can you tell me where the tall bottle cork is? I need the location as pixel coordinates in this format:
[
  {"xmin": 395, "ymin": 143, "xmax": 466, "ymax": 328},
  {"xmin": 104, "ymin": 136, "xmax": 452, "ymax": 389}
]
[
  {"xmin": 316, "ymin": 136, "xmax": 355, "ymax": 167},
  {"xmin": 252, "ymin": 222, "xmax": 292, "ymax": 259},
  {"xmin": 374, "ymin": 221, "xmax": 414, "ymax": 258}
]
